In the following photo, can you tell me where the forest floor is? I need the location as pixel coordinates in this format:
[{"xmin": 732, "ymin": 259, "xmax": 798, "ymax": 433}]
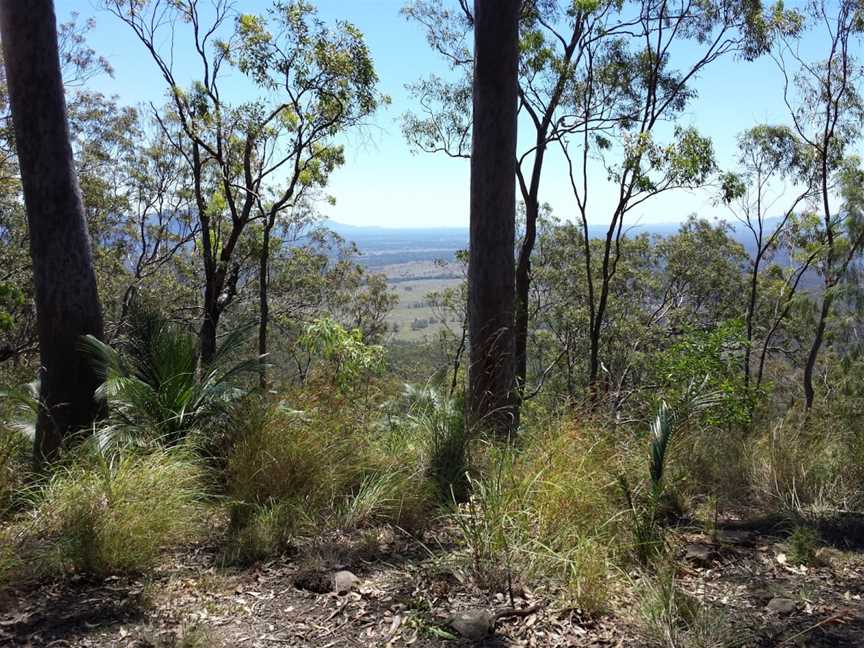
[{"xmin": 2, "ymin": 515, "xmax": 864, "ymax": 648}]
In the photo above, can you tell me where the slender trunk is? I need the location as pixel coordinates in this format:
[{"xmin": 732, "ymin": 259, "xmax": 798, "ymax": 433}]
[
  {"xmin": 588, "ymin": 208, "xmax": 625, "ymax": 397},
  {"xmin": 513, "ymin": 199, "xmax": 538, "ymax": 400},
  {"xmin": 199, "ymin": 286, "xmax": 219, "ymax": 366},
  {"xmin": 0, "ymin": 0, "xmax": 105, "ymax": 468},
  {"xmin": 744, "ymin": 253, "xmax": 762, "ymax": 390},
  {"xmin": 803, "ymin": 290, "xmax": 832, "ymax": 410},
  {"xmin": 199, "ymin": 259, "xmax": 237, "ymax": 365},
  {"xmin": 467, "ymin": 0, "xmax": 519, "ymax": 437},
  {"xmin": 258, "ymin": 217, "xmax": 274, "ymax": 390},
  {"xmin": 449, "ymin": 313, "xmax": 468, "ymax": 398}
]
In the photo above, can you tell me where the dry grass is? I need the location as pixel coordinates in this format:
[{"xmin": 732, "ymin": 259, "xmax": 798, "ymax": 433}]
[{"xmin": 19, "ymin": 447, "xmax": 204, "ymax": 577}]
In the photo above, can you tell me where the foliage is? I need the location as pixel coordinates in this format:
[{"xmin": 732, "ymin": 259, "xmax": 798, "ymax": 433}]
[
  {"xmin": 299, "ymin": 317, "xmax": 385, "ymax": 394},
  {"xmin": 81, "ymin": 308, "xmax": 258, "ymax": 447},
  {"xmin": 223, "ymin": 398, "xmax": 434, "ymax": 562},
  {"xmin": 0, "ymin": 422, "xmax": 28, "ymax": 519},
  {"xmin": 787, "ymin": 526, "xmax": 821, "ymax": 566},
  {"xmin": 651, "ymin": 321, "xmax": 753, "ymax": 428},
  {"xmin": 452, "ymin": 420, "xmax": 621, "ymax": 613},
  {"xmin": 748, "ymin": 405, "xmax": 864, "ymax": 513},
  {"xmin": 401, "ymin": 384, "xmax": 470, "ymax": 503}
]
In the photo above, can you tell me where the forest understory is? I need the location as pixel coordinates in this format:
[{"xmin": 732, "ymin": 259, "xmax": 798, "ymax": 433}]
[
  {"xmin": 3, "ymin": 513, "xmax": 864, "ymax": 648},
  {"xmin": 5, "ymin": 1, "xmax": 864, "ymax": 647}
]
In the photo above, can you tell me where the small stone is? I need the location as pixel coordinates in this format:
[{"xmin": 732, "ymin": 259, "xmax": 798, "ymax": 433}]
[
  {"xmin": 449, "ymin": 609, "xmax": 495, "ymax": 640},
  {"xmin": 684, "ymin": 543, "xmax": 714, "ymax": 565},
  {"xmin": 333, "ymin": 570, "xmax": 359, "ymax": 594},
  {"xmin": 766, "ymin": 597, "xmax": 797, "ymax": 615}
]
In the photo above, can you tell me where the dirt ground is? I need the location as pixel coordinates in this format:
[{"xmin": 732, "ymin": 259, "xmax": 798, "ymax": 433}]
[{"xmin": 2, "ymin": 516, "xmax": 864, "ymax": 648}]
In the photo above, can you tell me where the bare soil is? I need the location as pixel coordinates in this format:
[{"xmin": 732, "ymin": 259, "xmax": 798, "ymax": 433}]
[{"xmin": 2, "ymin": 517, "xmax": 864, "ymax": 648}]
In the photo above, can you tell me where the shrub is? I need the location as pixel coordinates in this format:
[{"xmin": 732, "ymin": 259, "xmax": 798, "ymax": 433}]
[
  {"xmin": 30, "ymin": 447, "xmax": 204, "ymax": 576},
  {"xmin": 80, "ymin": 310, "xmax": 257, "ymax": 448},
  {"xmin": 222, "ymin": 500, "xmax": 299, "ymax": 566},
  {"xmin": 401, "ymin": 385, "xmax": 471, "ymax": 504},
  {"xmin": 223, "ymin": 400, "xmax": 434, "ymax": 562},
  {"xmin": 0, "ymin": 379, "xmax": 38, "ymax": 518},
  {"xmin": 0, "ymin": 526, "xmax": 21, "ymax": 588},
  {"xmin": 787, "ymin": 526, "xmax": 821, "ymax": 566},
  {"xmin": 748, "ymin": 410, "xmax": 856, "ymax": 513},
  {"xmin": 0, "ymin": 423, "xmax": 29, "ymax": 519},
  {"xmin": 226, "ymin": 405, "xmax": 344, "ymax": 508}
]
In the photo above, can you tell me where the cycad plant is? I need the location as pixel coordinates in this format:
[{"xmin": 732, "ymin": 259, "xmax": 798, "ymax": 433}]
[
  {"xmin": 619, "ymin": 401, "xmax": 675, "ymax": 564},
  {"xmin": 649, "ymin": 401, "xmax": 673, "ymax": 497},
  {"xmin": 81, "ymin": 308, "xmax": 258, "ymax": 448},
  {"xmin": 402, "ymin": 384, "xmax": 471, "ymax": 503}
]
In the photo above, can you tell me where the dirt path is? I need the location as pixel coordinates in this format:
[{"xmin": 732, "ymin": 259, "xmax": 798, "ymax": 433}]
[{"xmin": 2, "ymin": 519, "xmax": 863, "ymax": 647}]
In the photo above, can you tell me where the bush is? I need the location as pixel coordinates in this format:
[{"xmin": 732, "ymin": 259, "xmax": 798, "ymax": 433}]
[
  {"xmin": 401, "ymin": 385, "xmax": 471, "ymax": 504},
  {"xmin": 223, "ymin": 400, "xmax": 434, "ymax": 562},
  {"xmin": 787, "ymin": 525, "xmax": 821, "ymax": 566},
  {"xmin": 0, "ymin": 379, "xmax": 38, "ymax": 519},
  {"xmin": 81, "ymin": 309, "xmax": 257, "ymax": 448},
  {"xmin": 748, "ymin": 409, "xmax": 858, "ymax": 513},
  {"xmin": 222, "ymin": 500, "xmax": 298, "ymax": 566},
  {"xmin": 28, "ymin": 447, "xmax": 204, "ymax": 576},
  {"xmin": 226, "ymin": 405, "xmax": 336, "ymax": 508}
]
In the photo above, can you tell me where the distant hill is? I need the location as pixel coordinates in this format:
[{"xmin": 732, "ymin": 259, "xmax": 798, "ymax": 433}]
[{"xmin": 322, "ymin": 218, "xmax": 772, "ymax": 268}]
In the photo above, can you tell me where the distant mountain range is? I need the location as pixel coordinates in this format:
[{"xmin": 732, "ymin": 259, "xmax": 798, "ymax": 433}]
[{"xmin": 322, "ymin": 218, "xmax": 768, "ymax": 268}]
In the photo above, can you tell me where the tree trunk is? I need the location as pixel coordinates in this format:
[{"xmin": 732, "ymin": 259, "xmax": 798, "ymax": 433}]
[
  {"xmin": 258, "ymin": 216, "xmax": 275, "ymax": 390},
  {"xmin": 466, "ymin": 0, "xmax": 519, "ymax": 437},
  {"xmin": 199, "ymin": 261, "xmax": 236, "ymax": 366},
  {"xmin": 0, "ymin": 0, "xmax": 105, "ymax": 468},
  {"xmin": 803, "ymin": 291, "xmax": 832, "ymax": 410},
  {"xmin": 513, "ymin": 198, "xmax": 537, "ymax": 402},
  {"xmin": 199, "ymin": 298, "xmax": 219, "ymax": 367}
]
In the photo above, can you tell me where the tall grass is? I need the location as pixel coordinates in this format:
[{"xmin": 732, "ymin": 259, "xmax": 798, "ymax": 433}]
[
  {"xmin": 635, "ymin": 570, "xmax": 739, "ymax": 648},
  {"xmin": 222, "ymin": 399, "xmax": 434, "ymax": 563},
  {"xmin": 0, "ymin": 423, "xmax": 28, "ymax": 519},
  {"xmin": 718, "ymin": 395, "xmax": 864, "ymax": 516},
  {"xmin": 25, "ymin": 447, "xmax": 204, "ymax": 576},
  {"xmin": 401, "ymin": 384, "xmax": 471, "ymax": 503},
  {"xmin": 452, "ymin": 420, "xmax": 622, "ymax": 613}
]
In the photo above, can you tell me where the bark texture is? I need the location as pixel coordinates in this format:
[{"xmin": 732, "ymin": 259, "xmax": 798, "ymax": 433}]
[
  {"xmin": 0, "ymin": 0, "xmax": 105, "ymax": 466},
  {"xmin": 467, "ymin": 0, "xmax": 519, "ymax": 436}
]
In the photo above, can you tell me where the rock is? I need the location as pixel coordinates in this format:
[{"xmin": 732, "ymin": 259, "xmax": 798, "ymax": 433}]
[
  {"xmin": 293, "ymin": 569, "xmax": 332, "ymax": 594},
  {"xmin": 715, "ymin": 529, "xmax": 754, "ymax": 545},
  {"xmin": 333, "ymin": 570, "xmax": 359, "ymax": 594},
  {"xmin": 684, "ymin": 543, "xmax": 714, "ymax": 565},
  {"xmin": 449, "ymin": 609, "xmax": 495, "ymax": 640},
  {"xmin": 766, "ymin": 597, "xmax": 797, "ymax": 615}
]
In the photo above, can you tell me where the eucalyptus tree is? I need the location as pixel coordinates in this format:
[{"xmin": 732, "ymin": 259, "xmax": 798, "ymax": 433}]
[
  {"xmin": 0, "ymin": 0, "xmax": 105, "ymax": 466},
  {"xmin": 465, "ymin": 0, "xmax": 521, "ymax": 435},
  {"xmin": 403, "ymin": 0, "xmax": 624, "ymax": 402},
  {"xmin": 553, "ymin": 0, "xmax": 798, "ymax": 398},
  {"xmin": 105, "ymin": 0, "xmax": 385, "ymax": 375},
  {"xmin": 0, "ymin": 14, "xmax": 115, "ymax": 371},
  {"xmin": 720, "ymin": 126, "xmax": 813, "ymax": 391},
  {"xmin": 404, "ymin": 0, "xmax": 794, "ymax": 405},
  {"xmin": 771, "ymin": 0, "xmax": 864, "ymax": 408}
]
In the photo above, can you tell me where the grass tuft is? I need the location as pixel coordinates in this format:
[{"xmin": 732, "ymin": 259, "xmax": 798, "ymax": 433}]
[{"xmin": 29, "ymin": 447, "xmax": 204, "ymax": 576}]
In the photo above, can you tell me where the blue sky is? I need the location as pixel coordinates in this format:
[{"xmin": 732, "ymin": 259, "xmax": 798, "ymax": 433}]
[{"xmin": 56, "ymin": 0, "xmax": 848, "ymax": 229}]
